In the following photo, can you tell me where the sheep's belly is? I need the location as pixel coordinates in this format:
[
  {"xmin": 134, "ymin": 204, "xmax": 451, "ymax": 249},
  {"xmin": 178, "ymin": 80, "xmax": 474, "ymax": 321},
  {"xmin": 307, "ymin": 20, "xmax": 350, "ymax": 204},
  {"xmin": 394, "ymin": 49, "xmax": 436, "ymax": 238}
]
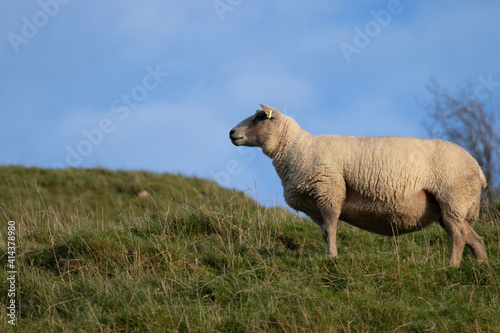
[{"xmin": 340, "ymin": 189, "xmax": 442, "ymax": 236}]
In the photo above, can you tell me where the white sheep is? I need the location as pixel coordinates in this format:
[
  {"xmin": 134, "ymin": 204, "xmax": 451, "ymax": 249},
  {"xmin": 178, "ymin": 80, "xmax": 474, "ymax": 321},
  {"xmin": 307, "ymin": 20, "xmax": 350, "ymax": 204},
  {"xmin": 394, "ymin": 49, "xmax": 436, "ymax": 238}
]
[{"xmin": 229, "ymin": 104, "xmax": 487, "ymax": 267}]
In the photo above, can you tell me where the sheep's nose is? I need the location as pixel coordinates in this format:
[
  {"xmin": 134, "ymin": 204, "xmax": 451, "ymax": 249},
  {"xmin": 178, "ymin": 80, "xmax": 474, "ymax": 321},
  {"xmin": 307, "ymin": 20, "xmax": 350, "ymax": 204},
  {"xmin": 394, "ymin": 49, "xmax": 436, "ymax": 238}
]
[{"xmin": 229, "ymin": 129, "xmax": 235, "ymax": 137}]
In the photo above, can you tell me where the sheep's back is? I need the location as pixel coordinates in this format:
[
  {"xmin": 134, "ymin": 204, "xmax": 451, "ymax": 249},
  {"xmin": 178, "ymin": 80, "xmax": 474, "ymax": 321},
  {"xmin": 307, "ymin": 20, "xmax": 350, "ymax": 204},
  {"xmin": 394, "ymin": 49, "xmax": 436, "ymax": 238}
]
[{"xmin": 317, "ymin": 135, "xmax": 481, "ymax": 203}]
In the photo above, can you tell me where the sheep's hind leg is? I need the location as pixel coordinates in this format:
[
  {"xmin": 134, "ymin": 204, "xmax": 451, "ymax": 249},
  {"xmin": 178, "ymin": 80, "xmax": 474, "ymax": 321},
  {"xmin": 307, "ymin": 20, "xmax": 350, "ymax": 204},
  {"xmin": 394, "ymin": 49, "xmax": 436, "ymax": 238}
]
[
  {"xmin": 464, "ymin": 200, "xmax": 487, "ymax": 262},
  {"xmin": 465, "ymin": 227, "xmax": 487, "ymax": 262},
  {"xmin": 439, "ymin": 198, "xmax": 487, "ymax": 264},
  {"xmin": 438, "ymin": 217, "xmax": 469, "ymax": 267}
]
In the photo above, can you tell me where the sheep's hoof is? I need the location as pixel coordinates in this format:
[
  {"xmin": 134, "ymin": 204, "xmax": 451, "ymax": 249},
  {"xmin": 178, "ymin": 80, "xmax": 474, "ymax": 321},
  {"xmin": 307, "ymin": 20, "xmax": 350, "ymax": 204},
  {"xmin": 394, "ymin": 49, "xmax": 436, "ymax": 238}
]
[{"xmin": 327, "ymin": 251, "xmax": 338, "ymax": 258}]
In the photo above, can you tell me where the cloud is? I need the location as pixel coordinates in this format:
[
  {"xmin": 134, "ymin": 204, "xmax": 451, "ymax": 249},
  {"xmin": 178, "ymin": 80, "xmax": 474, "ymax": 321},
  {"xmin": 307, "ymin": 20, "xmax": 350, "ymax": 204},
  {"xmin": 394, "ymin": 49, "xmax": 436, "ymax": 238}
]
[{"xmin": 2, "ymin": 0, "xmax": 500, "ymax": 206}]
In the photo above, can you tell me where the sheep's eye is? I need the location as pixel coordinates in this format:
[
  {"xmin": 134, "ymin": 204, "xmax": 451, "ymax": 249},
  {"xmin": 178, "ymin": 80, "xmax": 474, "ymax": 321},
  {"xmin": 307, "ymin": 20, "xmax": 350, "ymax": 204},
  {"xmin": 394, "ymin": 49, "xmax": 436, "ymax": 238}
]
[{"xmin": 255, "ymin": 111, "xmax": 268, "ymax": 121}]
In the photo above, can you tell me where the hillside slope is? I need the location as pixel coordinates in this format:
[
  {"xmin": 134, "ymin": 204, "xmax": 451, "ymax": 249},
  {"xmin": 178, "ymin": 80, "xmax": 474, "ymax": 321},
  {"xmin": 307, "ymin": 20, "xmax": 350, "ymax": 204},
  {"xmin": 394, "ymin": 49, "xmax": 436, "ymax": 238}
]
[{"xmin": 0, "ymin": 166, "xmax": 499, "ymax": 332}]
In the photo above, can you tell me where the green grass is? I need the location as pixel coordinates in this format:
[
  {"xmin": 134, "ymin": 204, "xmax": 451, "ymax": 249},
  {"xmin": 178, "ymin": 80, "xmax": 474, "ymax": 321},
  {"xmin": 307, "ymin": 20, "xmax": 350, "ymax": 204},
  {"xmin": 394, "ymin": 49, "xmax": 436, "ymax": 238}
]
[{"xmin": 0, "ymin": 166, "xmax": 499, "ymax": 332}]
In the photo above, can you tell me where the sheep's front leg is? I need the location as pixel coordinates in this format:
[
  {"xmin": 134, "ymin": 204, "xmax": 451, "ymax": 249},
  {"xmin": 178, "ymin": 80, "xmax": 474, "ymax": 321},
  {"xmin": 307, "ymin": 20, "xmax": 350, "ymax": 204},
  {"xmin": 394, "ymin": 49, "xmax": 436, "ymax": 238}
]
[{"xmin": 321, "ymin": 210, "xmax": 340, "ymax": 257}]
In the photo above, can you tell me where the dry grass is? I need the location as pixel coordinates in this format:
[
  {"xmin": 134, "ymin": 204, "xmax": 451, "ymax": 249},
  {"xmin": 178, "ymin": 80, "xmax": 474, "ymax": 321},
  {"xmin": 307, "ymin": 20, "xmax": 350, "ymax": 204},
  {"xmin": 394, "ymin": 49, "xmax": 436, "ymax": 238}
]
[{"xmin": 0, "ymin": 166, "xmax": 499, "ymax": 332}]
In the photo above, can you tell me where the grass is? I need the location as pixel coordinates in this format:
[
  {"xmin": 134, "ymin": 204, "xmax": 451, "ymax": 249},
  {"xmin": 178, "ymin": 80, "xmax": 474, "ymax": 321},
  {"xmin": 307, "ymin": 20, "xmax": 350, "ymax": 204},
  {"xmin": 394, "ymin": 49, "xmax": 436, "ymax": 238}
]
[{"xmin": 0, "ymin": 165, "xmax": 499, "ymax": 332}]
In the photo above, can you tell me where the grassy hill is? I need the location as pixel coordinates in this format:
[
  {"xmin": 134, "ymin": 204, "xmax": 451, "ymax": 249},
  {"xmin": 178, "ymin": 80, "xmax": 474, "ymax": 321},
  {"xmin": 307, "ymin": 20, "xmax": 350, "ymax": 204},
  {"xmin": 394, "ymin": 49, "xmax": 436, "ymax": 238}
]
[{"xmin": 0, "ymin": 166, "xmax": 499, "ymax": 332}]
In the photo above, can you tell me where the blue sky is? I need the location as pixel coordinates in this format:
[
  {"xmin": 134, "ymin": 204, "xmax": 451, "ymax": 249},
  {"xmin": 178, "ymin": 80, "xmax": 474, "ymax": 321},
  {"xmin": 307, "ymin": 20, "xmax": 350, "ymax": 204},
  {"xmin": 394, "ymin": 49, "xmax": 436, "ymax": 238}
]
[{"xmin": 1, "ymin": 0, "xmax": 499, "ymax": 207}]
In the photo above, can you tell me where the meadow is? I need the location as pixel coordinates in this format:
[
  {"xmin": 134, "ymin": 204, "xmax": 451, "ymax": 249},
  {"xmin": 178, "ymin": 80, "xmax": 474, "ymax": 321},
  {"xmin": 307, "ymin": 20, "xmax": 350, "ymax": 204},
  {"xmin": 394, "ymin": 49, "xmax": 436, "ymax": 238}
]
[{"xmin": 0, "ymin": 166, "xmax": 499, "ymax": 332}]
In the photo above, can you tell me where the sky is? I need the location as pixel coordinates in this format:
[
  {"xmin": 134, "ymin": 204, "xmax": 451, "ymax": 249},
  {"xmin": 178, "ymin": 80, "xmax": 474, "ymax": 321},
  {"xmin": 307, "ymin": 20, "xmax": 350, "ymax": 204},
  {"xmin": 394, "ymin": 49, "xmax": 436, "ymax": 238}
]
[{"xmin": 1, "ymin": 0, "xmax": 499, "ymax": 207}]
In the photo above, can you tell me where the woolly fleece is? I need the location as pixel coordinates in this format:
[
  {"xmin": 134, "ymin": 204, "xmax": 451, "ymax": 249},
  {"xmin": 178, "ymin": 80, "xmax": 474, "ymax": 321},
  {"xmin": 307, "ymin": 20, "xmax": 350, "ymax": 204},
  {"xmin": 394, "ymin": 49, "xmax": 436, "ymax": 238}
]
[{"xmin": 230, "ymin": 105, "xmax": 487, "ymax": 266}]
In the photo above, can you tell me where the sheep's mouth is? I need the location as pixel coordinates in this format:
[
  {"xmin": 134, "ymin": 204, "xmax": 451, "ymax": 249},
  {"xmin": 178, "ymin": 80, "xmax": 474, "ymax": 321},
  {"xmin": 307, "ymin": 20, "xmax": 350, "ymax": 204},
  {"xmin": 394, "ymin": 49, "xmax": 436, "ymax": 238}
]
[
  {"xmin": 229, "ymin": 128, "xmax": 245, "ymax": 145},
  {"xmin": 230, "ymin": 136, "xmax": 244, "ymax": 145}
]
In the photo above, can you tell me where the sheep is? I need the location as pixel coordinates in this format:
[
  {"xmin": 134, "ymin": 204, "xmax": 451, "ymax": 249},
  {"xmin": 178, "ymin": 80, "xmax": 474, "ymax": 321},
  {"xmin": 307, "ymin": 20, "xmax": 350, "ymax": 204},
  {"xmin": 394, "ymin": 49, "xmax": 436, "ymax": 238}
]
[{"xmin": 229, "ymin": 104, "xmax": 487, "ymax": 267}]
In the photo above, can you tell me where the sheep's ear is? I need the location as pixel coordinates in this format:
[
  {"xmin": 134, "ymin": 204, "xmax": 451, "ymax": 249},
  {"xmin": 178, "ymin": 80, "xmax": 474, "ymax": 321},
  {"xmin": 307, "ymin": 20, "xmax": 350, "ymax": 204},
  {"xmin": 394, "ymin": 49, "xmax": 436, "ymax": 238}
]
[{"xmin": 259, "ymin": 104, "xmax": 277, "ymax": 119}]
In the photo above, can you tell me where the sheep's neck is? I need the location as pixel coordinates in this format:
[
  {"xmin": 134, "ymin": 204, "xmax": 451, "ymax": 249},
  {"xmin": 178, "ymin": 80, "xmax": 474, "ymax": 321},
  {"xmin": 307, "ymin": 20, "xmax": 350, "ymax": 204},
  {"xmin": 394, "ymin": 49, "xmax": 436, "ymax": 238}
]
[
  {"xmin": 268, "ymin": 121, "xmax": 312, "ymax": 181},
  {"xmin": 264, "ymin": 120, "xmax": 294, "ymax": 160}
]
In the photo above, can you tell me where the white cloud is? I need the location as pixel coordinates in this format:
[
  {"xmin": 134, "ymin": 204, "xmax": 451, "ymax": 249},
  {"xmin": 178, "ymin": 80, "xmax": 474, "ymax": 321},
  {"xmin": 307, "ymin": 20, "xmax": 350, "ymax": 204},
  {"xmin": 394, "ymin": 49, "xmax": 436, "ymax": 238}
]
[{"xmin": 2, "ymin": 0, "xmax": 500, "ymax": 206}]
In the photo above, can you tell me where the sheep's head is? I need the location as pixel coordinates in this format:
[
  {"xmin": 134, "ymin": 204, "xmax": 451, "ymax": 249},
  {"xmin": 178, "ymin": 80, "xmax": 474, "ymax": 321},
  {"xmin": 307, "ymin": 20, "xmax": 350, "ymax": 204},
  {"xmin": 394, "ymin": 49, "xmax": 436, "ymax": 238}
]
[{"xmin": 230, "ymin": 104, "xmax": 284, "ymax": 156}]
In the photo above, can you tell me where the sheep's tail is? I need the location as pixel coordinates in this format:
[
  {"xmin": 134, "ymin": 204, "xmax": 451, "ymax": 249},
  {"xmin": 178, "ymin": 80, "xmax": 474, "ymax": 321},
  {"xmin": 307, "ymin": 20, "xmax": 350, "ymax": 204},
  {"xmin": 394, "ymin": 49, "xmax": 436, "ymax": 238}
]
[{"xmin": 478, "ymin": 167, "xmax": 487, "ymax": 190}]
